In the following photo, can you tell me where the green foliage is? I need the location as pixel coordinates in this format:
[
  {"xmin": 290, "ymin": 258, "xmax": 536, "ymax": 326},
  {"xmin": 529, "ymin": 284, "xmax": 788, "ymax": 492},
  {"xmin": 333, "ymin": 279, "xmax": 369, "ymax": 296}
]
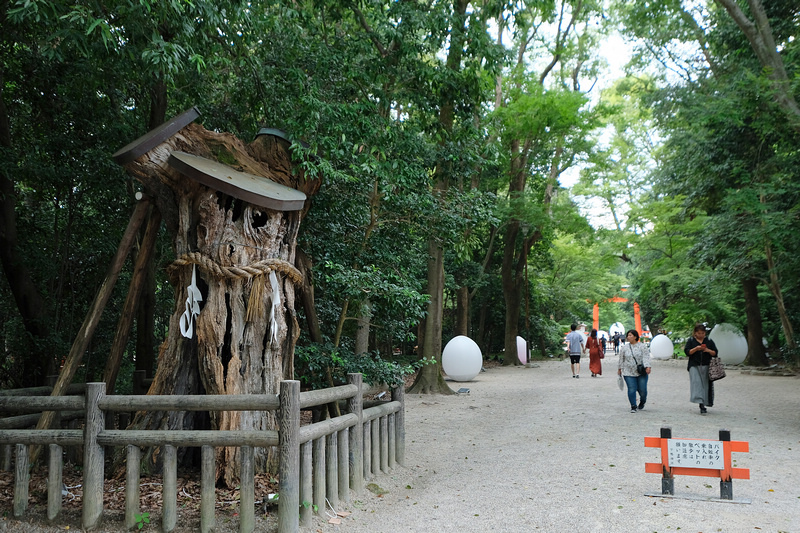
[
  {"xmin": 134, "ymin": 511, "xmax": 150, "ymax": 530},
  {"xmin": 296, "ymin": 343, "xmax": 433, "ymax": 389}
]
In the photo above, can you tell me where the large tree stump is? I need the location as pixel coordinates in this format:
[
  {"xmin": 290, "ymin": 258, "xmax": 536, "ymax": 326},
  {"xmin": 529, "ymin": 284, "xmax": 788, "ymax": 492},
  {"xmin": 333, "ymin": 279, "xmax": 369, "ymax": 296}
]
[{"xmin": 117, "ymin": 115, "xmax": 319, "ymax": 486}]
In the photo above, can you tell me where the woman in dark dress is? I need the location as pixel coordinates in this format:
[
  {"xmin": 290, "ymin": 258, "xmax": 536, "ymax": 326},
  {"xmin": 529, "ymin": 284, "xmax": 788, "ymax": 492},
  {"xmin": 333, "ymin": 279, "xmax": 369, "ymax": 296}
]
[{"xmin": 684, "ymin": 323, "xmax": 718, "ymax": 415}]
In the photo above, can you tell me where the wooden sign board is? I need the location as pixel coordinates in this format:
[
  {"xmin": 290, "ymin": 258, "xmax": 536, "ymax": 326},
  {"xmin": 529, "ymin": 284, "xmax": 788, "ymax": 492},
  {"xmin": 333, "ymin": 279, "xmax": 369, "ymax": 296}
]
[
  {"xmin": 645, "ymin": 427, "xmax": 749, "ymax": 502},
  {"xmin": 168, "ymin": 151, "xmax": 307, "ymax": 212}
]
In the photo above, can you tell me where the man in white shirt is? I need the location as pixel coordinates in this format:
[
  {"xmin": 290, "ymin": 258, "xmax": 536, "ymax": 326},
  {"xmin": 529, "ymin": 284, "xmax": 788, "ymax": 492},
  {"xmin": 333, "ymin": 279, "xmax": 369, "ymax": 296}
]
[{"xmin": 565, "ymin": 324, "xmax": 586, "ymax": 378}]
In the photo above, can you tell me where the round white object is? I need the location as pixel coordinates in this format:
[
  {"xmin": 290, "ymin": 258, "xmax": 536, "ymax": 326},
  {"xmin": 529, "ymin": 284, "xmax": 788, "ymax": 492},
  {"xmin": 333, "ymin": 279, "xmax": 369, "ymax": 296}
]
[
  {"xmin": 516, "ymin": 336, "xmax": 526, "ymax": 364},
  {"xmin": 442, "ymin": 336, "xmax": 483, "ymax": 381},
  {"xmin": 709, "ymin": 323, "xmax": 748, "ymax": 365},
  {"xmin": 609, "ymin": 322, "xmax": 625, "ymax": 335},
  {"xmin": 649, "ymin": 334, "xmax": 674, "ymax": 360}
]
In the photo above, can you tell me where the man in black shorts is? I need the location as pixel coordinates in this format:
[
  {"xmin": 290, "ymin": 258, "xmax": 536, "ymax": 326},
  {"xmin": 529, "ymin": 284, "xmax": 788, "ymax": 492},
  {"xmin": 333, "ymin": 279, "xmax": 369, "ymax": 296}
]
[{"xmin": 565, "ymin": 324, "xmax": 585, "ymax": 378}]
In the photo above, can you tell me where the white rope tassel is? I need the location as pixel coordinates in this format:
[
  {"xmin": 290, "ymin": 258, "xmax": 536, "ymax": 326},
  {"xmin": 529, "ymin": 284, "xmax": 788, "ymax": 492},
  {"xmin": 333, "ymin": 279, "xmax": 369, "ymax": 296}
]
[
  {"xmin": 268, "ymin": 270, "xmax": 280, "ymax": 345},
  {"xmin": 179, "ymin": 264, "xmax": 203, "ymax": 338}
]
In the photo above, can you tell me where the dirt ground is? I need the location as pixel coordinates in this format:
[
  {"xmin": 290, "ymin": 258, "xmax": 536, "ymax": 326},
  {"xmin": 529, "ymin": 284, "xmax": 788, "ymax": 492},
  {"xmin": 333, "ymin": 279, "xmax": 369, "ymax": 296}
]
[{"xmin": 2, "ymin": 353, "xmax": 799, "ymax": 532}]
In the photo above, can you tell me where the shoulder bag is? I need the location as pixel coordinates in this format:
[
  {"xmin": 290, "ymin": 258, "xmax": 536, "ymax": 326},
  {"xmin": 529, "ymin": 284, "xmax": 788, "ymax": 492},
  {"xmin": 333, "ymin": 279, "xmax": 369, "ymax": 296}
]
[
  {"xmin": 630, "ymin": 345, "xmax": 647, "ymax": 376},
  {"xmin": 708, "ymin": 356, "xmax": 726, "ymax": 381}
]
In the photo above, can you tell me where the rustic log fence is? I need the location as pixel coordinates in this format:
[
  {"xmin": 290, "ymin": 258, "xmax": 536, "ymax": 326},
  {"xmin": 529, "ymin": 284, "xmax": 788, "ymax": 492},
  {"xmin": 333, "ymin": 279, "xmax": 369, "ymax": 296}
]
[{"xmin": 0, "ymin": 372, "xmax": 405, "ymax": 533}]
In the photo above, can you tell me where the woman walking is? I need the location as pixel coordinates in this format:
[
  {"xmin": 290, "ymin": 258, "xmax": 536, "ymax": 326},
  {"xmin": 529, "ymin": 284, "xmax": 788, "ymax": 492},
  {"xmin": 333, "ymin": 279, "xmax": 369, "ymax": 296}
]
[
  {"xmin": 587, "ymin": 329, "xmax": 603, "ymax": 377},
  {"xmin": 684, "ymin": 323, "xmax": 718, "ymax": 415},
  {"xmin": 618, "ymin": 329, "xmax": 651, "ymax": 412}
]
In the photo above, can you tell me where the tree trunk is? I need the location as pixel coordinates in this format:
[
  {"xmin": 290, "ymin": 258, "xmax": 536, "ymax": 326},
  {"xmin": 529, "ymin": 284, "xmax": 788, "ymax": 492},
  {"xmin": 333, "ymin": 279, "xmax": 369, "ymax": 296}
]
[
  {"xmin": 455, "ymin": 286, "xmax": 469, "ymax": 337},
  {"xmin": 408, "ymin": 238, "xmax": 453, "ymax": 394},
  {"xmin": 124, "ymin": 122, "xmax": 319, "ymax": 486},
  {"xmin": 0, "ymin": 86, "xmax": 51, "ymax": 387},
  {"xmin": 764, "ymin": 242, "xmax": 795, "ymax": 349},
  {"xmin": 741, "ymin": 277, "xmax": 768, "ymax": 366},
  {"xmin": 355, "ymin": 299, "xmax": 372, "ymax": 355}
]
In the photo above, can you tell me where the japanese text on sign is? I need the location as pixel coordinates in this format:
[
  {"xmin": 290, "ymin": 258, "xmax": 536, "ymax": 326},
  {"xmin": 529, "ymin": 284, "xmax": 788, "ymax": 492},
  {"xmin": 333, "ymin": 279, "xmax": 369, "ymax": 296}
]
[{"xmin": 667, "ymin": 439, "xmax": 724, "ymax": 469}]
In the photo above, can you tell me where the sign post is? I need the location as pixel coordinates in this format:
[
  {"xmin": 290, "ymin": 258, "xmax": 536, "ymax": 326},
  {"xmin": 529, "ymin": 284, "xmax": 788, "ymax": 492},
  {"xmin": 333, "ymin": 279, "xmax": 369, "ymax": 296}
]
[{"xmin": 645, "ymin": 427, "xmax": 749, "ymax": 502}]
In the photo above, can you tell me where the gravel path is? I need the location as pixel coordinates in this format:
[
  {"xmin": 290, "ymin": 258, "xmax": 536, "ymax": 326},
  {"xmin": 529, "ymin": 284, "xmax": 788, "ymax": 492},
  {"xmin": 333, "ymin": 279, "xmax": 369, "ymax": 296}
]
[
  {"xmin": 2, "ymin": 354, "xmax": 797, "ymax": 532},
  {"xmin": 308, "ymin": 354, "xmax": 800, "ymax": 533}
]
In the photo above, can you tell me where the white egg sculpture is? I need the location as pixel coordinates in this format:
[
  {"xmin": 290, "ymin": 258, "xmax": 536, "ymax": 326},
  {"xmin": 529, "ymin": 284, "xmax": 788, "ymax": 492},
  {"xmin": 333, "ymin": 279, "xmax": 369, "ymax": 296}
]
[
  {"xmin": 649, "ymin": 334, "xmax": 674, "ymax": 360},
  {"xmin": 442, "ymin": 335, "xmax": 483, "ymax": 381},
  {"xmin": 516, "ymin": 336, "xmax": 527, "ymax": 364},
  {"xmin": 609, "ymin": 322, "xmax": 625, "ymax": 336},
  {"xmin": 709, "ymin": 323, "xmax": 748, "ymax": 365}
]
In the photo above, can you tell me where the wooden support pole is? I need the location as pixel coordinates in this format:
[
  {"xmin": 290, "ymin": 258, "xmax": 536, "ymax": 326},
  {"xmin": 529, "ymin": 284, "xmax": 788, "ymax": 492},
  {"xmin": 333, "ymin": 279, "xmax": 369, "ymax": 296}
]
[
  {"xmin": 346, "ymin": 373, "xmax": 363, "ymax": 493},
  {"xmin": 388, "ymin": 414, "xmax": 396, "ymax": 469},
  {"xmin": 82, "ymin": 383, "xmax": 106, "ymax": 530},
  {"xmin": 239, "ymin": 445, "xmax": 255, "ymax": 533},
  {"xmin": 36, "ymin": 199, "xmax": 150, "ymax": 464},
  {"xmin": 326, "ymin": 433, "xmax": 338, "ymax": 510},
  {"xmin": 371, "ymin": 419, "xmax": 379, "ymax": 476},
  {"xmin": 47, "ymin": 444, "xmax": 62, "ymax": 521},
  {"xmin": 104, "ymin": 206, "xmax": 162, "ymax": 394},
  {"xmin": 13, "ymin": 444, "xmax": 29, "ymax": 518},
  {"xmin": 312, "ymin": 437, "xmax": 325, "ymax": 514},
  {"xmin": 278, "ymin": 380, "xmax": 300, "ymax": 533},
  {"xmin": 363, "ymin": 421, "xmax": 371, "ymax": 481},
  {"xmin": 337, "ymin": 429, "xmax": 349, "ymax": 504},
  {"xmin": 380, "ymin": 416, "xmax": 388, "ymax": 473},
  {"xmin": 392, "ymin": 384, "xmax": 405, "ymax": 466},
  {"xmin": 125, "ymin": 445, "xmax": 141, "ymax": 529},
  {"xmin": 201, "ymin": 445, "xmax": 215, "ymax": 533},
  {"xmin": 162, "ymin": 445, "xmax": 177, "ymax": 532},
  {"xmin": 300, "ymin": 441, "xmax": 313, "ymax": 527}
]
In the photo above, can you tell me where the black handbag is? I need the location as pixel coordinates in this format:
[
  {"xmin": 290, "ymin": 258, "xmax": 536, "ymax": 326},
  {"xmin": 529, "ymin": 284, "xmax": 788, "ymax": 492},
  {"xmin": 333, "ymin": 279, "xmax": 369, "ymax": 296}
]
[{"xmin": 629, "ymin": 345, "xmax": 647, "ymax": 375}]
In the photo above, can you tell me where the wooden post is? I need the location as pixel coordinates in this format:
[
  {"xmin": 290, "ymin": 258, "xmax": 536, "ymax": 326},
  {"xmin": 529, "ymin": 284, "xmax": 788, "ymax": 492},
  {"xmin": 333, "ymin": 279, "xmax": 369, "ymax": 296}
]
[
  {"xmin": 363, "ymin": 421, "xmax": 371, "ymax": 481},
  {"xmin": 278, "ymin": 380, "xmax": 300, "ymax": 533},
  {"xmin": 346, "ymin": 373, "xmax": 363, "ymax": 493},
  {"xmin": 392, "ymin": 384, "xmax": 405, "ymax": 466},
  {"xmin": 326, "ymin": 433, "xmax": 338, "ymax": 510},
  {"xmin": 163, "ymin": 445, "xmax": 177, "ymax": 532},
  {"xmin": 720, "ymin": 429, "xmax": 733, "ymax": 500},
  {"xmin": 47, "ymin": 444, "xmax": 63, "ymax": 521},
  {"xmin": 201, "ymin": 445, "xmax": 215, "ymax": 533},
  {"xmin": 660, "ymin": 427, "xmax": 674, "ymax": 495},
  {"xmin": 388, "ymin": 414, "xmax": 396, "ymax": 469},
  {"xmin": 36, "ymin": 200, "xmax": 150, "ymax": 463},
  {"xmin": 104, "ymin": 207, "xmax": 161, "ymax": 394},
  {"xmin": 380, "ymin": 416, "xmax": 388, "ymax": 473},
  {"xmin": 371, "ymin": 419, "xmax": 379, "ymax": 475},
  {"xmin": 299, "ymin": 441, "xmax": 313, "ymax": 527},
  {"xmin": 82, "ymin": 383, "xmax": 106, "ymax": 530},
  {"xmin": 125, "ymin": 445, "xmax": 141, "ymax": 529},
  {"xmin": 337, "ymin": 429, "xmax": 349, "ymax": 504},
  {"xmin": 240, "ymin": 445, "xmax": 255, "ymax": 533},
  {"xmin": 13, "ymin": 444, "xmax": 29, "ymax": 518},
  {"xmin": 312, "ymin": 437, "xmax": 325, "ymax": 514}
]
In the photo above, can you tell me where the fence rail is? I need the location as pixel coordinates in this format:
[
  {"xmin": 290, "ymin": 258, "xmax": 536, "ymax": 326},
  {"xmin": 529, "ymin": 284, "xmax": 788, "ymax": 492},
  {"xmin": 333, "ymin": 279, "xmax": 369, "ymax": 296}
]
[{"xmin": 0, "ymin": 372, "xmax": 404, "ymax": 533}]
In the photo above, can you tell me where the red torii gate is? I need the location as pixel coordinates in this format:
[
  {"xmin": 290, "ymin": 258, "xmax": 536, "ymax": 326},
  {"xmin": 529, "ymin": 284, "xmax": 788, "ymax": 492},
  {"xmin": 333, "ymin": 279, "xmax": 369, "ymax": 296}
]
[{"xmin": 592, "ymin": 286, "xmax": 642, "ymax": 335}]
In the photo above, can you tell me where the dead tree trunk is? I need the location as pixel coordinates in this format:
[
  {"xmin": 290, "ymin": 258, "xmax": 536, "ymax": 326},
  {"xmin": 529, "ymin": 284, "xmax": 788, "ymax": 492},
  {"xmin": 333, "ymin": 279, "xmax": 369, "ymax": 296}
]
[{"xmin": 120, "ymin": 119, "xmax": 319, "ymax": 486}]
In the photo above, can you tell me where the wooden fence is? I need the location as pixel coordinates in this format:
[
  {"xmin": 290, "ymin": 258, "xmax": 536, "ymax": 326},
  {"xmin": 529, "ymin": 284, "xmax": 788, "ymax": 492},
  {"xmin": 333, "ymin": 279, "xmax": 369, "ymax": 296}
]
[{"xmin": 0, "ymin": 372, "xmax": 405, "ymax": 533}]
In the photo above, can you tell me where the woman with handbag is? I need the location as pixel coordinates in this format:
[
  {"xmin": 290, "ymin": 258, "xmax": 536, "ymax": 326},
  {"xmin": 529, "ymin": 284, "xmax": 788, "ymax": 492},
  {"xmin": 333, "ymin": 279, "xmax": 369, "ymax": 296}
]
[
  {"xmin": 684, "ymin": 323, "xmax": 719, "ymax": 415},
  {"xmin": 587, "ymin": 329, "xmax": 603, "ymax": 377},
  {"xmin": 617, "ymin": 329, "xmax": 651, "ymax": 413}
]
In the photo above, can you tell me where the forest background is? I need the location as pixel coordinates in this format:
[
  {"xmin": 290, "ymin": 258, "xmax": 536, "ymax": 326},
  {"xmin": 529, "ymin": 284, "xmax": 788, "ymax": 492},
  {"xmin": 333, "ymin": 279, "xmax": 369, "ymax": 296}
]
[{"xmin": 2, "ymin": 0, "xmax": 799, "ymax": 400}]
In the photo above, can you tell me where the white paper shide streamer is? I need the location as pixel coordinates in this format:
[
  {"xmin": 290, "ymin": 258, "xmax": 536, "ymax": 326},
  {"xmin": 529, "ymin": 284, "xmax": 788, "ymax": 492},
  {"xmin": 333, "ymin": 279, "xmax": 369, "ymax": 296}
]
[
  {"xmin": 180, "ymin": 264, "xmax": 203, "ymax": 338},
  {"xmin": 268, "ymin": 270, "xmax": 280, "ymax": 345}
]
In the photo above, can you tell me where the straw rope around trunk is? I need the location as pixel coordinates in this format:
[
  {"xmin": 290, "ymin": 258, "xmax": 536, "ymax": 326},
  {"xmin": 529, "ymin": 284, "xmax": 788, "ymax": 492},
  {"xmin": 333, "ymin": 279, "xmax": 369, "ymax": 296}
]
[
  {"xmin": 168, "ymin": 252, "xmax": 303, "ymax": 285},
  {"xmin": 168, "ymin": 252, "xmax": 303, "ymax": 322}
]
